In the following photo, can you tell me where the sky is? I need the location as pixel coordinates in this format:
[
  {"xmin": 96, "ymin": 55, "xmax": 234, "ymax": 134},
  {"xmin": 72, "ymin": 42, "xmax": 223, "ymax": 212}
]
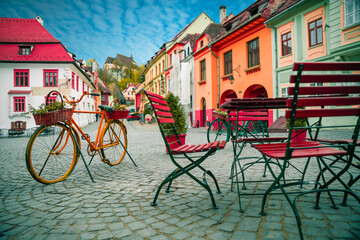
[{"xmin": 0, "ymin": 0, "xmax": 256, "ymax": 68}]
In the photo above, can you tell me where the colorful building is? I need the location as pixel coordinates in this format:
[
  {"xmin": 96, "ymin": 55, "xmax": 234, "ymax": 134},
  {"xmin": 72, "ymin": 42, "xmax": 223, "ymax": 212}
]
[
  {"xmin": 193, "ymin": 1, "xmax": 274, "ymax": 127},
  {"xmin": 266, "ymin": 0, "xmax": 360, "ymax": 122},
  {"xmin": 0, "ymin": 17, "xmax": 97, "ymax": 130}
]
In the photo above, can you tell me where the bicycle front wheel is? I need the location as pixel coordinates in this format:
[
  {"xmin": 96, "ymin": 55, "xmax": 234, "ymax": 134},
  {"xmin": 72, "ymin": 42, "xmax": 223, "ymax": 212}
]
[
  {"xmin": 25, "ymin": 123, "xmax": 79, "ymax": 184},
  {"xmin": 99, "ymin": 120, "xmax": 127, "ymax": 166},
  {"xmin": 207, "ymin": 119, "xmax": 230, "ymax": 143}
]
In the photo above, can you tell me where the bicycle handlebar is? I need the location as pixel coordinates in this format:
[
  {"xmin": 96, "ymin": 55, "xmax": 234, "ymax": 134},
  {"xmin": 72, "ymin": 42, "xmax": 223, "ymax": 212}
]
[{"xmin": 63, "ymin": 91, "xmax": 99, "ymax": 107}]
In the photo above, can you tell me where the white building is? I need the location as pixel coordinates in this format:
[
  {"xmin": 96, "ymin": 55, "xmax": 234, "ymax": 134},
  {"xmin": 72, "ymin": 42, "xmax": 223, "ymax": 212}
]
[{"xmin": 0, "ymin": 17, "xmax": 96, "ymax": 131}]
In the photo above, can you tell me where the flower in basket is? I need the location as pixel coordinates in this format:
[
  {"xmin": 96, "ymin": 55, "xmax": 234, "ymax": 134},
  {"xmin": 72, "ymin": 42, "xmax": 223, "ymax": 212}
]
[
  {"xmin": 214, "ymin": 108, "xmax": 228, "ymax": 117},
  {"xmin": 29, "ymin": 101, "xmax": 73, "ymax": 125},
  {"xmin": 112, "ymin": 103, "xmax": 128, "ymax": 111},
  {"xmin": 29, "ymin": 101, "xmax": 63, "ymax": 114}
]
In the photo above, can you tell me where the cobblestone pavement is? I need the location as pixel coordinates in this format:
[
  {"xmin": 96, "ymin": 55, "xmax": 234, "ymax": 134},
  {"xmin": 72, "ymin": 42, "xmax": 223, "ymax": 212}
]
[{"xmin": 0, "ymin": 120, "xmax": 359, "ymax": 240}]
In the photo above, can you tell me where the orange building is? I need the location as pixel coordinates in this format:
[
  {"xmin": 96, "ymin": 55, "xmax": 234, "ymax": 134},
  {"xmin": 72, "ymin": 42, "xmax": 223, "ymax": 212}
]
[{"xmin": 193, "ymin": 1, "xmax": 274, "ymax": 127}]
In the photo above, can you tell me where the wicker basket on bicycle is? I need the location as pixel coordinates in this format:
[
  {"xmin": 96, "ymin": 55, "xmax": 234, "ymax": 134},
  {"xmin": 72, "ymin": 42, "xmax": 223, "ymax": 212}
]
[
  {"xmin": 105, "ymin": 110, "xmax": 129, "ymax": 120},
  {"xmin": 105, "ymin": 98, "xmax": 129, "ymax": 120},
  {"xmin": 32, "ymin": 90, "xmax": 73, "ymax": 125}
]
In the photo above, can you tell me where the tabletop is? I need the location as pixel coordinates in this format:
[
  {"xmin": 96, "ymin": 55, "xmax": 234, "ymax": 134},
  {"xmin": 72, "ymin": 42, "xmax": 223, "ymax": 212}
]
[{"xmin": 220, "ymin": 98, "xmax": 287, "ymax": 110}]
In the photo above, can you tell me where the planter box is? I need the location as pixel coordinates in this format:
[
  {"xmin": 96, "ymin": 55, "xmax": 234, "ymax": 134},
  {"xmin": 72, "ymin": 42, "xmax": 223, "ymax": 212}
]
[
  {"xmin": 291, "ymin": 130, "xmax": 306, "ymax": 142},
  {"xmin": 106, "ymin": 110, "xmax": 129, "ymax": 120},
  {"xmin": 165, "ymin": 134, "xmax": 187, "ymax": 153}
]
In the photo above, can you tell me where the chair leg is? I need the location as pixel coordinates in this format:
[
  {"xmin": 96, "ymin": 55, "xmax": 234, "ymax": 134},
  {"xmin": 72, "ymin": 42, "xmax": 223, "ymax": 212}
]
[
  {"xmin": 234, "ymin": 158, "xmax": 243, "ymax": 212},
  {"xmin": 204, "ymin": 170, "xmax": 221, "ymax": 194},
  {"xmin": 314, "ymin": 156, "xmax": 353, "ymax": 209},
  {"xmin": 262, "ymin": 159, "xmax": 305, "ymax": 240},
  {"xmin": 300, "ymin": 157, "xmax": 311, "ymax": 188},
  {"xmin": 342, "ymin": 174, "xmax": 360, "ymax": 206}
]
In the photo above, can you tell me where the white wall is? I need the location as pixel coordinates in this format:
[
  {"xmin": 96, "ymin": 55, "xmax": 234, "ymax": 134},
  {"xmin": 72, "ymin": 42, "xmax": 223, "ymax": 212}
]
[{"xmin": 0, "ymin": 62, "xmax": 96, "ymax": 130}]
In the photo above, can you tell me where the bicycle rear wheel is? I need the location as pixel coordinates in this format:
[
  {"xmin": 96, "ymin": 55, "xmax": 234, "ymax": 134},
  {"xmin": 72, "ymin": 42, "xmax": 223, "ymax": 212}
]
[
  {"xmin": 99, "ymin": 120, "xmax": 127, "ymax": 166},
  {"xmin": 207, "ymin": 119, "xmax": 230, "ymax": 143},
  {"xmin": 25, "ymin": 122, "xmax": 79, "ymax": 184}
]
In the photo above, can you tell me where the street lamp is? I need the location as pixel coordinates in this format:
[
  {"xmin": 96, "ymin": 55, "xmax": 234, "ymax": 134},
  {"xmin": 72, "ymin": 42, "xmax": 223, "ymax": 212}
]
[{"xmin": 229, "ymin": 75, "xmax": 235, "ymax": 84}]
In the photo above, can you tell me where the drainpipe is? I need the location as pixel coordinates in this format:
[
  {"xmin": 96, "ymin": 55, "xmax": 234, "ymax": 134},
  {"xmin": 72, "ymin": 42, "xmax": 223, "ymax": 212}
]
[
  {"xmin": 208, "ymin": 43, "xmax": 220, "ymax": 108},
  {"xmin": 264, "ymin": 22, "xmax": 279, "ymax": 119}
]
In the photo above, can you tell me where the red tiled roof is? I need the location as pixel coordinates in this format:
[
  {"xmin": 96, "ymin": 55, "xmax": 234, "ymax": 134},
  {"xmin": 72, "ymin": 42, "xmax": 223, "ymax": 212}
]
[
  {"xmin": 0, "ymin": 17, "xmax": 59, "ymax": 43},
  {"xmin": 0, "ymin": 44, "xmax": 73, "ymax": 62}
]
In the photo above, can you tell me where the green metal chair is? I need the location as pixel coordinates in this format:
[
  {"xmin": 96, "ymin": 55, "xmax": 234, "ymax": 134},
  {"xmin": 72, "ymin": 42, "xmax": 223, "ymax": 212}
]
[
  {"xmin": 144, "ymin": 91, "xmax": 226, "ymax": 209},
  {"xmin": 252, "ymin": 62, "xmax": 360, "ymax": 240}
]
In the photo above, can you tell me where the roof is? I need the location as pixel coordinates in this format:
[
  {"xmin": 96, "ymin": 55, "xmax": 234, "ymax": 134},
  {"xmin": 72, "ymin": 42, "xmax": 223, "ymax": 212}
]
[
  {"xmin": 98, "ymin": 78, "xmax": 111, "ymax": 93},
  {"xmin": 0, "ymin": 43, "xmax": 73, "ymax": 62},
  {"xmin": 115, "ymin": 54, "xmax": 137, "ymax": 67},
  {"xmin": 263, "ymin": 0, "xmax": 303, "ymax": 20},
  {"xmin": 0, "ymin": 17, "xmax": 59, "ymax": 43},
  {"xmin": 104, "ymin": 56, "xmax": 115, "ymax": 64}
]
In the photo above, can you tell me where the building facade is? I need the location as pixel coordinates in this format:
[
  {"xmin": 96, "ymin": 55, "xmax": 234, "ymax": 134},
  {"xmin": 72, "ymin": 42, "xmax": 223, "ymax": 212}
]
[
  {"xmin": 0, "ymin": 17, "xmax": 96, "ymax": 130},
  {"xmin": 193, "ymin": 1, "xmax": 274, "ymax": 127},
  {"xmin": 266, "ymin": 0, "xmax": 360, "ymax": 122}
]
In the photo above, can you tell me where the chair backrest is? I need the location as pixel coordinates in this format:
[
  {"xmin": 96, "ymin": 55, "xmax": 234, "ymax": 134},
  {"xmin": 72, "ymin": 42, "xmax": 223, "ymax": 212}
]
[
  {"xmin": 287, "ymin": 62, "xmax": 360, "ymax": 143},
  {"xmin": 144, "ymin": 91, "xmax": 181, "ymax": 151}
]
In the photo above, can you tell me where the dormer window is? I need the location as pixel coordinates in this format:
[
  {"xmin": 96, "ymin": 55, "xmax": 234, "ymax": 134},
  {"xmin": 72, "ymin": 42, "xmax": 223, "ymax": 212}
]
[{"xmin": 19, "ymin": 46, "xmax": 31, "ymax": 55}]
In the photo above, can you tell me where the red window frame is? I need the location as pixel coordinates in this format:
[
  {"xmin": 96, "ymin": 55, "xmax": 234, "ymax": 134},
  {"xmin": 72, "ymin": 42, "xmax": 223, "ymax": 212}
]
[
  {"xmin": 87, "ymin": 86, "xmax": 90, "ymax": 98},
  {"xmin": 248, "ymin": 38, "xmax": 260, "ymax": 68},
  {"xmin": 82, "ymin": 81, "xmax": 85, "ymax": 93},
  {"xmin": 71, "ymin": 72, "xmax": 75, "ymax": 89},
  {"xmin": 76, "ymin": 76, "xmax": 79, "ymax": 91},
  {"xmin": 14, "ymin": 69, "xmax": 29, "ymax": 87},
  {"xmin": 14, "ymin": 97, "xmax": 26, "ymax": 112},
  {"xmin": 281, "ymin": 32, "xmax": 292, "ymax": 56},
  {"xmin": 200, "ymin": 60, "xmax": 206, "ymax": 81},
  {"xmin": 308, "ymin": 18, "xmax": 323, "ymax": 47},
  {"xmin": 45, "ymin": 96, "xmax": 57, "ymax": 105},
  {"xmin": 43, "ymin": 69, "xmax": 58, "ymax": 87}
]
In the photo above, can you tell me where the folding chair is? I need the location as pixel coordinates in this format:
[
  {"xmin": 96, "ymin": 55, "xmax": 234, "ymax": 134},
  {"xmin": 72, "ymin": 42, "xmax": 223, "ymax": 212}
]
[
  {"xmin": 144, "ymin": 91, "xmax": 227, "ymax": 209},
  {"xmin": 252, "ymin": 62, "xmax": 360, "ymax": 240}
]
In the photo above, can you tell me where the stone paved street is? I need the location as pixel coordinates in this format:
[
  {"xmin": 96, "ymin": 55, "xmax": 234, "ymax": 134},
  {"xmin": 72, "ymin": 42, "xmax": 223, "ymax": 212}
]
[{"xmin": 0, "ymin": 121, "xmax": 359, "ymax": 240}]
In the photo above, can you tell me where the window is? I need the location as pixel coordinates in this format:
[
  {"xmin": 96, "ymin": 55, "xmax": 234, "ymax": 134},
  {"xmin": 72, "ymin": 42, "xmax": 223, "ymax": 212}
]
[
  {"xmin": 248, "ymin": 38, "xmax": 260, "ymax": 68},
  {"xmin": 281, "ymin": 87, "xmax": 288, "ymax": 97},
  {"xmin": 71, "ymin": 72, "xmax": 75, "ymax": 89},
  {"xmin": 19, "ymin": 46, "xmax": 31, "ymax": 55},
  {"xmin": 14, "ymin": 97, "xmax": 25, "ymax": 112},
  {"xmin": 76, "ymin": 76, "xmax": 79, "ymax": 91},
  {"xmin": 43, "ymin": 70, "xmax": 58, "ymax": 87},
  {"xmin": 224, "ymin": 50, "xmax": 233, "ymax": 75},
  {"xmin": 45, "ymin": 96, "xmax": 57, "ymax": 105},
  {"xmin": 200, "ymin": 40, "xmax": 204, "ymax": 47},
  {"xmin": 308, "ymin": 18, "xmax": 323, "ymax": 47},
  {"xmin": 170, "ymin": 54, "xmax": 172, "ymax": 66},
  {"xmin": 87, "ymin": 86, "xmax": 89, "ymax": 98},
  {"xmin": 14, "ymin": 69, "xmax": 29, "ymax": 87},
  {"xmin": 345, "ymin": 0, "xmax": 360, "ymax": 27},
  {"xmin": 187, "ymin": 47, "xmax": 190, "ymax": 56},
  {"xmin": 200, "ymin": 60, "xmax": 206, "ymax": 81},
  {"xmin": 82, "ymin": 81, "xmax": 85, "ymax": 93},
  {"xmin": 281, "ymin": 32, "xmax": 292, "ymax": 56}
]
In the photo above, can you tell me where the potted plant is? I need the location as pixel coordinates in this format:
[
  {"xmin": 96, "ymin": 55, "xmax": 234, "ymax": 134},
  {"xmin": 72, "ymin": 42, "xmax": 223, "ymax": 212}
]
[
  {"xmin": 29, "ymin": 91, "xmax": 73, "ymax": 125},
  {"xmin": 163, "ymin": 92, "xmax": 187, "ymax": 152},
  {"xmin": 286, "ymin": 109, "xmax": 307, "ymax": 142}
]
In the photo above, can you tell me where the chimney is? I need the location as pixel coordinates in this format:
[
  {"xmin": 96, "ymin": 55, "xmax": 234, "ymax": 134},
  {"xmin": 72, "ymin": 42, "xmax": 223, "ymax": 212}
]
[
  {"xmin": 35, "ymin": 16, "xmax": 43, "ymax": 26},
  {"xmin": 219, "ymin": 6, "xmax": 226, "ymax": 23}
]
